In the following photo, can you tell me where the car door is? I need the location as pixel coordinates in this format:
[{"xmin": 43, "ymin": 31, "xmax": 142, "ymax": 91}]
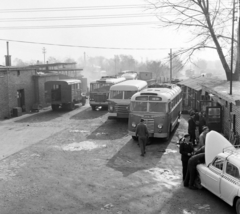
[
  {"xmin": 220, "ymin": 161, "xmax": 240, "ymax": 205},
  {"xmin": 204, "ymin": 157, "xmax": 224, "ymax": 197}
]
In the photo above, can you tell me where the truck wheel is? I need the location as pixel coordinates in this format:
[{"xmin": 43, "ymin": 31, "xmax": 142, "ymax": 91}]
[
  {"xmin": 132, "ymin": 136, "xmax": 138, "ymax": 141},
  {"xmin": 91, "ymin": 105, "xmax": 96, "ymax": 111},
  {"xmin": 236, "ymin": 198, "xmax": 240, "ymax": 214},
  {"xmin": 82, "ymin": 98, "xmax": 86, "ymax": 106},
  {"xmin": 68, "ymin": 103, "xmax": 75, "ymax": 111},
  {"xmin": 51, "ymin": 104, "xmax": 59, "ymax": 111}
]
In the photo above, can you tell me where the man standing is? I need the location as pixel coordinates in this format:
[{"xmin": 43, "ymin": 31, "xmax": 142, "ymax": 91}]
[
  {"xmin": 198, "ymin": 126, "xmax": 209, "ymax": 148},
  {"xmin": 179, "ymin": 134, "xmax": 194, "ymax": 181},
  {"xmin": 188, "ymin": 113, "xmax": 196, "ymax": 145},
  {"xmin": 136, "ymin": 118, "xmax": 149, "ymax": 157}
]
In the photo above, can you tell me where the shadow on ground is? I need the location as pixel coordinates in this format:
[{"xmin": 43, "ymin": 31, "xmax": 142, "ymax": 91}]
[
  {"xmin": 87, "ymin": 118, "xmax": 128, "ymax": 140},
  {"xmin": 14, "ymin": 106, "xmax": 81, "ymax": 123},
  {"xmin": 70, "ymin": 106, "xmax": 108, "ymax": 120},
  {"xmin": 106, "ymin": 137, "xmax": 171, "ymax": 177}
]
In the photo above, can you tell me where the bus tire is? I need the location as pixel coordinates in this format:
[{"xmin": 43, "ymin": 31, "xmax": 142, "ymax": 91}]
[
  {"xmin": 51, "ymin": 104, "xmax": 59, "ymax": 111},
  {"xmin": 132, "ymin": 136, "xmax": 138, "ymax": 141},
  {"xmin": 91, "ymin": 105, "xmax": 96, "ymax": 111},
  {"xmin": 165, "ymin": 124, "xmax": 172, "ymax": 141}
]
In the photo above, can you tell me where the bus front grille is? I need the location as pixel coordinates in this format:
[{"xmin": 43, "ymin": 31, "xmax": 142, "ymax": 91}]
[
  {"xmin": 94, "ymin": 94, "xmax": 107, "ymax": 102},
  {"xmin": 115, "ymin": 104, "xmax": 129, "ymax": 114},
  {"xmin": 145, "ymin": 119, "xmax": 154, "ymax": 133}
]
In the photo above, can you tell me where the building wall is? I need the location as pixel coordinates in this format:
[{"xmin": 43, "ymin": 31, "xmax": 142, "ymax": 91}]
[
  {"xmin": 233, "ymin": 104, "xmax": 240, "ymax": 134},
  {"xmin": 0, "ymin": 71, "xmax": 9, "ymax": 119}
]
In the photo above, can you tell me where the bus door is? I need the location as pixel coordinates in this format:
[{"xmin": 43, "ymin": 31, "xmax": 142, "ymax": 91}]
[
  {"xmin": 51, "ymin": 84, "xmax": 61, "ymax": 102},
  {"xmin": 205, "ymin": 106, "xmax": 222, "ymax": 132}
]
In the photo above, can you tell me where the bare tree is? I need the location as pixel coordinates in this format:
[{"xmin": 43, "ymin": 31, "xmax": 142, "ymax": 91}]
[{"xmin": 146, "ymin": 0, "xmax": 238, "ymax": 80}]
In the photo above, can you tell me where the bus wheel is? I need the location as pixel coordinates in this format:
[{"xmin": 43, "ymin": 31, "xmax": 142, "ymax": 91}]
[
  {"xmin": 91, "ymin": 105, "xmax": 96, "ymax": 111},
  {"xmin": 132, "ymin": 136, "xmax": 138, "ymax": 141},
  {"xmin": 82, "ymin": 98, "xmax": 86, "ymax": 106},
  {"xmin": 51, "ymin": 104, "xmax": 59, "ymax": 111}
]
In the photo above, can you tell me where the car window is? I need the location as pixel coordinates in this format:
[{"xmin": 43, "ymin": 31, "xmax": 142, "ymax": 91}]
[
  {"xmin": 226, "ymin": 162, "xmax": 240, "ymax": 179},
  {"xmin": 212, "ymin": 157, "xmax": 224, "ymax": 170}
]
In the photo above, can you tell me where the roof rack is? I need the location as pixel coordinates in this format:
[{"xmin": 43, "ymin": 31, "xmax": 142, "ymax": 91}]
[
  {"xmin": 101, "ymin": 75, "xmax": 117, "ymax": 79},
  {"xmin": 223, "ymin": 145, "xmax": 240, "ymax": 155}
]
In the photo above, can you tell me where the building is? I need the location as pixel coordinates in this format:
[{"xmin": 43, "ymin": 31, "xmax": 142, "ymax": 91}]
[{"xmin": 0, "ymin": 62, "xmax": 84, "ymax": 119}]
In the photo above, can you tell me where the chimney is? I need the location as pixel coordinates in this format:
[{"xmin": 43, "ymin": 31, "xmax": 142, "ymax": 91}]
[{"xmin": 5, "ymin": 42, "xmax": 11, "ymax": 66}]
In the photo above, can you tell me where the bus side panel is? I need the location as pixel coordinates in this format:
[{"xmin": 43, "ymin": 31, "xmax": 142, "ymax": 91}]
[
  {"xmin": 61, "ymin": 84, "xmax": 72, "ymax": 103},
  {"xmin": 72, "ymin": 89, "xmax": 82, "ymax": 103}
]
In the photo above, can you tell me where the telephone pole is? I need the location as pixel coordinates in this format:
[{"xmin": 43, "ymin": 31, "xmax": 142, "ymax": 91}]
[
  {"xmin": 42, "ymin": 47, "xmax": 46, "ymax": 64},
  {"xmin": 169, "ymin": 48, "xmax": 172, "ymax": 82}
]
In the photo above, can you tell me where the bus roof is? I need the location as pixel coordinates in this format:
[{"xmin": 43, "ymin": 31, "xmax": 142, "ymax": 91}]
[
  {"xmin": 46, "ymin": 79, "xmax": 81, "ymax": 85},
  {"xmin": 93, "ymin": 77, "xmax": 126, "ymax": 84},
  {"xmin": 131, "ymin": 84, "xmax": 181, "ymax": 101},
  {"xmin": 110, "ymin": 80, "xmax": 147, "ymax": 91},
  {"xmin": 121, "ymin": 73, "xmax": 138, "ymax": 80}
]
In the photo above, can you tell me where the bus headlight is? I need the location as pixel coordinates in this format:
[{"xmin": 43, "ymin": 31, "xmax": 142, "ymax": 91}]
[
  {"xmin": 109, "ymin": 105, "xmax": 114, "ymax": 111},
  {"xmin": 158, "ymin": 124, "xmax": 163, "ymax": 129},
  {"xmin": 132, "ymin": 122, "xmax": 136, "ymax": 128}
]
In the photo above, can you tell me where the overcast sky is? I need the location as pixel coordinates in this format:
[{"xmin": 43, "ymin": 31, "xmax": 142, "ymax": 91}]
[{"xmin": 0, "ymin": 0, "xmax": 220, "ymax": 65}]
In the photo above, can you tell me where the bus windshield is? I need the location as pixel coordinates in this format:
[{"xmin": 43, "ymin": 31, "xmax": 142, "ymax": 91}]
[
  {"xmin": 149, "ymin": 102, "xmax": 166, "ymax": 113},
  {"xmin": 109, "ymin": 90, "xmax": 124, "ymax": 99},
  {"xmin": 131, "ymin": 101, "xmax": 147, "ymax": 112},
  {"xmin": 124, "ymin": 91, "xmax": 137, "ymax": 99},
  {"xmin": 90, "ymin": 83, "xmax": 112, "ymax": 92}
]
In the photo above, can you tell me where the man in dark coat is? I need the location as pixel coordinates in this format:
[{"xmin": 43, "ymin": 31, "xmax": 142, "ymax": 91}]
[
  {"xmin": 188, "ymin": 113, "xmax": 196, "ymax": 145},
  {"xmin": 136, "ymin": 118, "xmax": 149, "ymax": 157},
  {"xmin": 179, "ymin": 134, "xmax": 194, "ymax": 181},
  {"xmin": 184, "ymin": 152, "xmax": 205, "ymax": 189}
]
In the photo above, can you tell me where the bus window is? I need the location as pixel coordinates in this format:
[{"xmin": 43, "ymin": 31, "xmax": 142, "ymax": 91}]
[
  {"xmin": 149, "ymin": 102, "xmax": 166, "ymax": 113},
  {"xmin": 124, "ymin": 91, "xmax": 137, "ymax": 99},
  {"xmin": 91, "ymin": 83, "xmax": 111, "ymax": 92},
  {"xmin": 110, "ymin": 90, "xmax": 123, "ymax": 99},
  {"xmin": 131, "ymin": 101, "xmax": 147, "ymax": 112}
]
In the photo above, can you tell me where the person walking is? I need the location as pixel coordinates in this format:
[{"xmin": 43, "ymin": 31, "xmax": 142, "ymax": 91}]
[
  {"xmin": 188, "ymin": 113, "xmax": 196, "ymax": 145},
  {"xmin": 136, "ymin": 118, "xmax": 149, "ymax": 157},
  {"xmin": 179, "ymin": 134, "xmax": 194, "ymax": 181}
]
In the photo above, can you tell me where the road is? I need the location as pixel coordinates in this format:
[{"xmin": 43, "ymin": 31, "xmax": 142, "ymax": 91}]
[{"xmin": 0, "ymin": 103, "xmax": 235, "ymax": 214}]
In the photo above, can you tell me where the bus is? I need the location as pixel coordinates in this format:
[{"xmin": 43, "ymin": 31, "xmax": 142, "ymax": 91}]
[
  {"xmin": 45, "ymin": 79, "xmax": 87, "ymax": 111},
  {"xmin": 128, "ymin": 83, "xmax": 182, "ymax": 140},
  {"xmin": 108, "ymin": 80, "xmax": 148, "ymax": 118},
  {"xmin": 89, "ymin": 76, "xmax": 126, "ymax": 110}
]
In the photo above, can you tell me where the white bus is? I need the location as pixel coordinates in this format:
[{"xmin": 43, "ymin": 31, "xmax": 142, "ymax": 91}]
[
  {"xmin": 108, "ymin": 80, "xmax": 148, "ymax": 118},
  {"xmin": 89, "ymin": 76, "xmax": 126, "ymax": 110},
  {"xmin": 128, "ymin": 83, "xmax": 182, "ymax": 140}
]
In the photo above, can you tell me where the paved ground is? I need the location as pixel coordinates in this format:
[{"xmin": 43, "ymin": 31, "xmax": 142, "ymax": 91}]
[{"xmin": 0, "ymin": 103, "xmax": 235, "ymax": 214}]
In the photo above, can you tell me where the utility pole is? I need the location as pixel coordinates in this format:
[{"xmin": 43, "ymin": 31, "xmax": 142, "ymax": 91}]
[
  {"xmin": 169, "ymin": 48, "xmax": 172, "ymax": 82},
  {"xmin": 42, "ymin": 47, "xmax": 46, "ymax": 64}
]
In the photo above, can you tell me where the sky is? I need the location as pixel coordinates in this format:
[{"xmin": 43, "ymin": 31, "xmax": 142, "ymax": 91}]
[{"xmin": 0, "ymin": 0, "xmax": 222, "ymax": 65}]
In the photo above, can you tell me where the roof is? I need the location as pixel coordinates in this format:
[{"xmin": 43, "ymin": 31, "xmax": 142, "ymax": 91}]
[
  {"xmin": 202, "ymin": 80, "xmax": 240, "ymax": 106},
  {"xmin": 178, "ymin": 77, "xmax": 224, "ymax": 91},
  {"xmin": 45, "ymin": 79, "xmax": 81, "ymax": 85},
  {"xmin": 110, "ymin": 80, "xmax": 147, "ymax": 91}
]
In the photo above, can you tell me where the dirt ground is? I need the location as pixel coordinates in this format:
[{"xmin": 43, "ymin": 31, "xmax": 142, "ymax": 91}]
[{"xmin": 0, "ymin": 103, "xmax": 235, "ymax": 214}]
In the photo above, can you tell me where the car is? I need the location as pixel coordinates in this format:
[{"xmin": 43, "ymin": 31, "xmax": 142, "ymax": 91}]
[{"xmin": 197, "ymin": 130, "xmax": 240, "ymax": 214}]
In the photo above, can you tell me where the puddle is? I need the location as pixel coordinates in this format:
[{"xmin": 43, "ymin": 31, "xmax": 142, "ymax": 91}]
[
  {"xmin": 194, "ymin": 204, "xmax": 210, "ymax": 211},
  {"xmin": 69, "ymin": 130, "xmax": 89, "ymax": 133},
  {"xmin": 163, "ymin": 149, "xmax": 177, "ymax": 154},
  {"xmin": 62, "ymin": 141, "xmax": 106, "ymax": 151},
  {"xmin": 183, "ymin": 209, "xmax": 196, "ymax": 214}
]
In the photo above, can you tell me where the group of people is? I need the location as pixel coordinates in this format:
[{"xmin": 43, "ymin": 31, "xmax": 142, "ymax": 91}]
[{"xmin": 180, "ymin": 110, "xmax": 209, "ymax": 190}]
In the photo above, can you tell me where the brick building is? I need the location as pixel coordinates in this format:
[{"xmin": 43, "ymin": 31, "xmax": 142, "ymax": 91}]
[{"xmin": 0, "ymin": 62, "xmax": 84, "ymax": 119}]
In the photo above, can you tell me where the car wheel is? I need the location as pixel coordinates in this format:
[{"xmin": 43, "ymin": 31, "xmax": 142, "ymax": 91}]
[{"xmin": 236, "ymin": 198, "xmax": 240, "ymax": 214}]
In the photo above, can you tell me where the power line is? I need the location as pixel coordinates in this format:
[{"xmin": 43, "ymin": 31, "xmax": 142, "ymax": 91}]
[
  {"xmin": 0, "ymin": 38, "xmax": 183, "ymax": 50},
  {"xmin": 0, "ymin": 22, "xmax": 161, "ymax": 30},
  {"xmin": 0, "ymin": 4, "xmax": 150, "ymax": 13}
]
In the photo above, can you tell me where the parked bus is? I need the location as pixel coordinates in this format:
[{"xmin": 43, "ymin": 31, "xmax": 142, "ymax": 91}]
[
  {"xmin": 89, "ymin": 76, "xmax": 126, "ymax": 110},
  {"xmin": 120, "ymin": 70, "xmax": 138, "ymax": 80},
  {"xmin": 45, "ymin": 79, "xmax": 87, "ymax": 111},
  {"xmin": 108, "ymin": 80, "xmax": 148, "ymax": 118},
  {"xmin": 128, "ymin": 83, "xmax": 182, "ymax": 140}
]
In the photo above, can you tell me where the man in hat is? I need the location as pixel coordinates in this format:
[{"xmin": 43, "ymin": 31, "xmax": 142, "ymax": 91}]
[
  {"xmin": 198, "ymin": 126, "xmax": 209, "ymax": 148},
  {"xmin": 179, "ymin": 134, "xmax": 194, "ymax": 181},
  {"xmin": 136, "ymin": 118, "xmax": 149, "ymax": 157}
]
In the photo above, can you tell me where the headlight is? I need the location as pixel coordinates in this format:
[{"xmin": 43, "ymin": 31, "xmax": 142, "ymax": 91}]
[
  {"xmin": 158, "ymin": 124, "xmax": 163, "ymax": 129},
  {"xmin": 81, "ymin": 92, "xmax": 86, "ymax": 96},
  {"xmin": 109, "ymin": 105, "xmax": 113, "ymax": 111},
  {"xmin": 132, "ymin": 122, "xmax": 136, "ymax": 128},
  {"xmin": 126, "ymin": 106, "xmax": 129, "ymax": 110}
]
